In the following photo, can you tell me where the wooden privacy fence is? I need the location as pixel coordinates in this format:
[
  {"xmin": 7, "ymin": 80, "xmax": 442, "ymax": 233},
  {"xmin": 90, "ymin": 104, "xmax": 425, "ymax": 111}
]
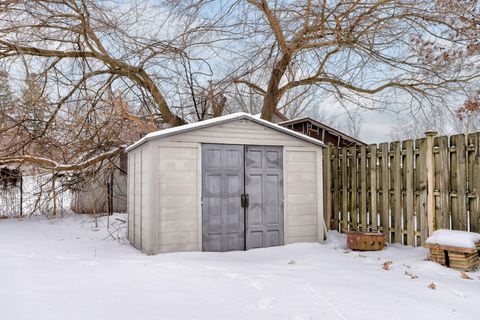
[{"xmin": 323, "ymin": 132, "xmax": 480, "ymax": 246}]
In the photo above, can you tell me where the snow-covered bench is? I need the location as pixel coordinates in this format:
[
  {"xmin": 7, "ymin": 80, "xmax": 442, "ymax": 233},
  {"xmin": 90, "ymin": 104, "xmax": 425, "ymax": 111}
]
[{"xmin": 425, "ymin": 230, "xmax": 480, "ymax": 271}]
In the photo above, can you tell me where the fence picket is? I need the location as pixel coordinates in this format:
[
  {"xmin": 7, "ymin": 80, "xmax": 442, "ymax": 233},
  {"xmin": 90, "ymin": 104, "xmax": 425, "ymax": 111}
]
[
  {"xmin": 332, "ymin": 147, "xmax": 340, "ymax": 231},
  {"xmin": 341, "ymin": 147, "xmax": 349, "ymax": 231},
  {"xmin": 416, "ymin": 138, "xmax": 428, "ymax": 244},
  {"xmin": 379, "ymin": 143, "xmax": 390, "ymax": 239},
  {"xmin": 452, "ymin": 135, "xmax": 468, "ymax": 230},
  {"xmin": 468, "ymin": 133, "xmax": 480, "ymax": 232},
  {"xmin": 434, "ymin": 136, "xmax": 449, "ymax": 230},
  {"xmin": 359, "ymin": 146, "xmax": 367, "ymax": 231},
  {"xmin": 403, "ymin": 140, "xmax": 414, "ymax": 245},
  {"xmin": 323, "ymin": 146, "xmax": 333, "ymax": 229},
  {"xmin": 391, "ymin": 141, "xmax": 402, "ymax": 243},
  {"xmin": 350, "ymin": 146, "xmax": 358, "ymax": 230},
  {"xmin": 369, "ymin": 144, "xmax": 378, "ymax": 231}
]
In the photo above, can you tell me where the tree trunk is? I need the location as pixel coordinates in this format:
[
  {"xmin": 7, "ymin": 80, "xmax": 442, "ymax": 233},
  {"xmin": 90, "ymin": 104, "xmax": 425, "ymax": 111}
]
[{"xmin": 260, "ymin": 52, "xmax": 291, "ymax": 121}]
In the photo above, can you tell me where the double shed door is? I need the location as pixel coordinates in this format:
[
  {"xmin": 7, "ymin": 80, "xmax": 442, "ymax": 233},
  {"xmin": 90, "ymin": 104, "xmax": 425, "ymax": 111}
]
[{"xmin": 202, "ymin": 144, "xmax": 284, "ymax": 252}]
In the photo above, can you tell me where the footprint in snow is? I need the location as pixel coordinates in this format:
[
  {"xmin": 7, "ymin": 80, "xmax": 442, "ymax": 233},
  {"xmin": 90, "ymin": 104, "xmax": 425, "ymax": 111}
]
[{"xmin": 257, "ymin": 297, "xmax": 276, "ymax": 310}]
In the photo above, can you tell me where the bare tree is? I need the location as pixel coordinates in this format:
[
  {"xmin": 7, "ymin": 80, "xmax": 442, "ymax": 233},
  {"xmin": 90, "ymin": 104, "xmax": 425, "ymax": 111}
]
[
  {"xmin": 0, "ymin": 0, "xmax": 223, "ymax": 171},
  {"xmin": 229, "ymin": 1, "xmax": 480, "ymax": 121},
  {"xmin": 1, "ymin": 0, "xmax": 480, "ymax": 177}
]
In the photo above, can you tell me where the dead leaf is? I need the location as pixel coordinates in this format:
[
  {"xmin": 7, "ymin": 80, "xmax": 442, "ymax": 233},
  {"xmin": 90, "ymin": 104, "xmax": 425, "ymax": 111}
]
[
  {"xmin": 383, "ymin": 261, "xmax": 393, "ymax": 270},
  {"xmin": 460, "ymin": 272, "xmax": 473, "ymax": 280},
  {"xmin": 405, "ymin": 271, "xmax": 418, "ymax": 279},
  {"xmin": 428, "ymin": 282, "xmax": 437, "ymax": 290}
]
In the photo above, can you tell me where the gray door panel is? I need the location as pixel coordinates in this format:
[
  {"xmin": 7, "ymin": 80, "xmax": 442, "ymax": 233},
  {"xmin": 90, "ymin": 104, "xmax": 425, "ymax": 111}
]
[
  {"xmin": 202, "ymin": 144, "xmax": 245, "ymax": 252},
  {"xmin": 245, "ymin": 146, "xmax": 284, "ymax": 249}
]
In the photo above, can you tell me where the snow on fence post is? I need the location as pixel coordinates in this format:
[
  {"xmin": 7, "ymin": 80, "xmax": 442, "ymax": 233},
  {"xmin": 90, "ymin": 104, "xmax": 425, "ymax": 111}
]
[{"xmin": 425, "ymin": 131, "xmax": 437, "ymax": 237}]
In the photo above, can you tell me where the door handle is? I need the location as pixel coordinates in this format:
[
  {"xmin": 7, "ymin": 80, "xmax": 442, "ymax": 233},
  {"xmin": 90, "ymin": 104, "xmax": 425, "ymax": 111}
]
[{"xmin": 241, "ymin": 194, "xmax": 249, "ymax": 208}]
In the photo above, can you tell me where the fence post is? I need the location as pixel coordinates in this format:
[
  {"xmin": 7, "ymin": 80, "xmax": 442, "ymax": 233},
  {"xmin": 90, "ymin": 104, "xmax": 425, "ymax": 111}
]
[
  {"xmin": 323, "ymin": 144, "xmax": 333, "ymax": 230},
  {"xmin": 425, "ymin": 131, "xmax": 437, "ymax": 236},
  {"xmin": 19, "ymin": 174, "xmax": 23, "ymax": 216}
]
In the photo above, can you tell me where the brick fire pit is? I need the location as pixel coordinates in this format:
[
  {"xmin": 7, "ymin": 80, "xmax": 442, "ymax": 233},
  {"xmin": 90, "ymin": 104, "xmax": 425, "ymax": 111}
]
[{"xmin": 347, "ymin": 231, "xmax": 386, "ymax": 251}]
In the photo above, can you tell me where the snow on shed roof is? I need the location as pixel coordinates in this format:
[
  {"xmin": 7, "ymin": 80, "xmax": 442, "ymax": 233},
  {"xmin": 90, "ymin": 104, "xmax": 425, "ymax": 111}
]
[{"xmin": 126, "ymin": 112, "xmax": 326, "ymax": 152}]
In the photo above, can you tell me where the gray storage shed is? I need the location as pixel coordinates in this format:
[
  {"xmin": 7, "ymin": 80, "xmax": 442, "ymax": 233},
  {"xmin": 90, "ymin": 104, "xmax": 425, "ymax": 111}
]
[{"xmin": 126, "ymin": 113, "xmax": 326, "ymax": 255}]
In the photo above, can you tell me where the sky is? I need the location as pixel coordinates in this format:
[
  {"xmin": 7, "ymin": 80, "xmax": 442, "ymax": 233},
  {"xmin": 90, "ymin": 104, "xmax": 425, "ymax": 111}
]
[{"xmin": 357, "ymin": 111, "xmax": 395, "ymax": 143}]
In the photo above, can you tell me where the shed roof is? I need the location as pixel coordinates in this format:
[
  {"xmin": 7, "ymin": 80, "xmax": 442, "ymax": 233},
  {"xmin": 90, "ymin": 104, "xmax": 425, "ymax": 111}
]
[{"xmin": 126, "ymin": 112, "xmax": 326, "ymax": 152}]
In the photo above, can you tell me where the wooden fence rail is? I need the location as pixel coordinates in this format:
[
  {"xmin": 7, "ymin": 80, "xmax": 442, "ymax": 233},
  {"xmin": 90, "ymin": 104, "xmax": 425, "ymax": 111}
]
[{"xmin": 323, "ymin": 132, "xmax": 480, "ymax": 246}]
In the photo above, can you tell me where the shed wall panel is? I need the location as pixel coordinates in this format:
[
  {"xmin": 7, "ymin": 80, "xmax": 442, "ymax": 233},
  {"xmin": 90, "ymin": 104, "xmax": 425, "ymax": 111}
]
[
  {"xmin": 127, "ymin": 153, "xmax": 134, "ymax": 243},
  {"xmin": 156, "ymin": 145, "xmax": 200, "ymax": 253},
  {"xmin": 127, "ymin": 144, "xmax": 154, "ymax": 253},
  {"xmin": 284, "ymin": 148, "xmax": 321, "ymax": 244},
  {"xmin": 133, "ymin": 151, "xmax": 142, "ymax": 248},
  {"xmin": 140, "ymin": 155, "xmax": 150, "ymax": 251}
]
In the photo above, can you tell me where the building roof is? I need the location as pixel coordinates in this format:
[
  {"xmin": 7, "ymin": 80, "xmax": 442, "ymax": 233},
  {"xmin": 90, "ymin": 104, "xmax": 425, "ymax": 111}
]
[
  {"xmin": 126, "ymin": 112, "xmax": 326, "ymax": 152},
  {"xmin": 279, "ymin": 117, "xmax": 366, "ymax": 146}
]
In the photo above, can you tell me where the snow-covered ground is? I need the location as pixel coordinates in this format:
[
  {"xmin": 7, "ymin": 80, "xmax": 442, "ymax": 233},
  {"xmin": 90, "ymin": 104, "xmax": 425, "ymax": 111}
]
[{"xmin": 0, "ymin": 214, "xmax": 479, "ymax": 320}]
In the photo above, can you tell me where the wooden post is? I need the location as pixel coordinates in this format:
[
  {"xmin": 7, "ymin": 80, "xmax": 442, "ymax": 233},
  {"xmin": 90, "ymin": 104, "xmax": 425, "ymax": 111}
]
[
  {"xmin": 350, "ymin": 146, "xmax": 358, "ymax": 230},
  {"xmin": 435, "ymin": 136, "xmax": 449, "ymax": 230},
  {"xmin": 359, "ymin": 145, "xmax": 367, "ymax": 231},
  {"xmin": 451, "ymin": 134, "xmax": 468, "ymax": 231},
  {"xmin": 323, "ymin": 145, "xmax": 333, "ymax": 230},
  {"xmin": 369, "ymin": 144, "xmax": 378, "ymax": 231},
  {"xmin": 468, "ymin": 133, "xmax": 480, "ymax": 232},
  {"xmin": 51, "ymin": 173, "xmax": 57, "ymax": 219},
  {"xmin": 403, "ymin": 140, "xmax": 415, "ymax": 245},
  {"xmin": 416, "ymin": 138, "xmax": 428, "ymax": 244},
  {"xmin": 391, "ymin": 141, "xmax": 402, "ymax": 243},
  {"xmin": 19, "ymin": 174, "xmax": 23, "ymax": 216},
  {"xmin": 341, "ymin": 147, "xmax": 349, "ymax": 231},
  {"xmin": 332, "ymin": 147, "xmax": 340, "ymax": 231},
  {"xmin": 379, "ymin": 143, "xmax": 390, "ymax": 238},
  {"xmin": 425, "ymin": 131, "xmax": 437, "ymax": 236}
]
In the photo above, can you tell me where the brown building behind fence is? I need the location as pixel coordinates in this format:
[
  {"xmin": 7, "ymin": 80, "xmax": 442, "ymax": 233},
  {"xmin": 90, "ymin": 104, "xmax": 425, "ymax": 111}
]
[{"xmin": 269, "ymin": 110, "xmax": 366, "ymax": 147}]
